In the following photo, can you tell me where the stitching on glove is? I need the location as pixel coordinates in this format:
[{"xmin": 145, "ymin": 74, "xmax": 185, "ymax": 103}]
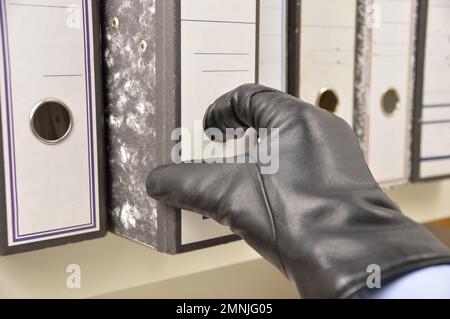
[{"xmin": 252, "ymin": 164, "xmax": 288, "ymax": 277}]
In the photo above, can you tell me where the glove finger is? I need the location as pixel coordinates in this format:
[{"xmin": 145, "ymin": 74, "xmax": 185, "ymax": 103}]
[
  {"xmin": 146, "ymin": 162, "xmax": 240, "ymax": 218},
  {"xmin": 147, "ymin": 161, "xmax": 289, "ymax": 272},
  {"xmin": 203, "ymin": 83, "xmax": 307, "ymax": 141}
]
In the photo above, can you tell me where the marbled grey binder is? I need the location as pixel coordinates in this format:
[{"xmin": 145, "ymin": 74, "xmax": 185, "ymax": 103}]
[
  {"xmin": 102, "ymin": 0, "xmax": 174, "ymax": 253},
  {"xmin": 102, "ymin": 0, "xmax": 257, "ymax": 253}
]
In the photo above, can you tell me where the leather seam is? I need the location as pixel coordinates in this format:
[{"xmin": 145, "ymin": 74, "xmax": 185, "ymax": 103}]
[{"xmin": 252, "ymin": 163, "xmax": 288, "ymax": 277}]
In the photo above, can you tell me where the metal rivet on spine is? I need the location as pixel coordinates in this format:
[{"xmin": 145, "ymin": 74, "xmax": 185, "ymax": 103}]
[
  {"xmin": 112, "ymin": 17, "xmax": 119, "ymax": 29},
  {"xmin": 139, "ymin": 40, "xmax": 147, "ymax": 54}
]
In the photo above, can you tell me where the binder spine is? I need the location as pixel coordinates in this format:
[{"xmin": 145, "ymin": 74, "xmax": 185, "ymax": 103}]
[
  {"xmin": 163, "ymin": 0, "xmax": 242, "ymax": 253},
  {"xmin": 102, "ymin": 0, "xmax": 159, "ymax": 249},
  {"xmin": 0, "ymin": 0, "xmax": 106, "ymax": 255},
  {"xmin": 354, "ymin": 0, "xmax": 417, "ymax": 189},
  {"xmin": 411, "ymin": 0, "xmax": 450, "ymax": 182}
]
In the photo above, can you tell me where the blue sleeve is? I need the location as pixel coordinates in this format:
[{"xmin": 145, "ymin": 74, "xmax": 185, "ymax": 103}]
[{"xmin": 354, "ymin": 265, "xmax": 450, "ymax": 299}]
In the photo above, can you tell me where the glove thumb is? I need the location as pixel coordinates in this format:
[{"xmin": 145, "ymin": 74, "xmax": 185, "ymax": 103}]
[{"xmin": 146, "ymin": 162, "xmax": 238, "ymax": 218}]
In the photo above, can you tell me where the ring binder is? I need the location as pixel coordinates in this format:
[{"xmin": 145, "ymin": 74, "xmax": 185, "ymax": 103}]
[
  {"xmin": 103, "ymin": 0, "xmax": 290, "ymax": 253},
  {"xmin": 412, "ymin": 0, "xmax": 450, "ymax": 181},
  {"xmin": 0, "ymin": 0, "xmax": 106, "ymax": 255},
  {"xmin": 354, "ymin": 0, "xmax": 417, "ymax": 188}
]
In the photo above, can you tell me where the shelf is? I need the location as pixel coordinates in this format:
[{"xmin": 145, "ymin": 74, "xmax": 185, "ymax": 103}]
[{"xmin": 1, "ymin": 179, "xmax": 450, "ymax": 298}]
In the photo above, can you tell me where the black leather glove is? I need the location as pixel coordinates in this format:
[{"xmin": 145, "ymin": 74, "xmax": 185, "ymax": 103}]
[{"xmin": 146, "ymin": 84, "xmax": 450, "ymax": 299}]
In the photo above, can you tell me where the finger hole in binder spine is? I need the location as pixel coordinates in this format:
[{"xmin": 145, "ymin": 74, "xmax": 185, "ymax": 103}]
[
  {"xmin": 30, "ymin": 99, "xmax": 73, "ymax": 145},
  {"xmin": 381, "ymin": 88, "xmax": 400, "ymax": 117},
  {"xmin": 316, "ymin": 88, "xmax": 339, "ymax": 113}
]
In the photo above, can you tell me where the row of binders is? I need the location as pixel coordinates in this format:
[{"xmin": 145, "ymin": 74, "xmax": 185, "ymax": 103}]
[
  {"xmin": 293, "ymin": 0, "xmax": 450, "ymax": 187},
  {"xmin": 0, "ymin": 0, "xmax": 448, "ymax": 255}
]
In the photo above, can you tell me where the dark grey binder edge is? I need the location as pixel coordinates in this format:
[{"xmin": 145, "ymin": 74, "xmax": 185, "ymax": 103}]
[
  {"xmin": 154, "ymin": 0, "xmax": 179, "ymax": 254},
  {"xmin": 287, "ymin": 0, "xmax": 300, "ymax": 97},
  {"xmin": 0, "ymin": 0, "xmax": 107, "ymax": 256},
  {"xmin": 411, "ymin": 0, "xmax": 448, "ymax": 182},
  {"xmin": 411, "ymin": 0, "xmax": 426, "ymax": 182}
]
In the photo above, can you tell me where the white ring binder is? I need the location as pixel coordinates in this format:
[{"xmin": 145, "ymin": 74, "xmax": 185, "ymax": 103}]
[{"xmin": 0, "ymin": 0, "xmax": 106, "ymax": 255}]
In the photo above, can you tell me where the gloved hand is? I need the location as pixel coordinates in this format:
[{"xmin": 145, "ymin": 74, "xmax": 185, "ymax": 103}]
[{"xmin": 146, "ymin": 84, "xmax": 450, "ymax": 299}]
